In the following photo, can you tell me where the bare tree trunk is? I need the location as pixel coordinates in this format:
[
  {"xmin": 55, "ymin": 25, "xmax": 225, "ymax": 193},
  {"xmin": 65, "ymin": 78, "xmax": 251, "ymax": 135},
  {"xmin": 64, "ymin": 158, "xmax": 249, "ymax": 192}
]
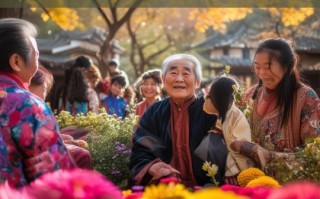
[{"xmin": 92, "ymin": 0, "xmax": 143, "ymax": 78}]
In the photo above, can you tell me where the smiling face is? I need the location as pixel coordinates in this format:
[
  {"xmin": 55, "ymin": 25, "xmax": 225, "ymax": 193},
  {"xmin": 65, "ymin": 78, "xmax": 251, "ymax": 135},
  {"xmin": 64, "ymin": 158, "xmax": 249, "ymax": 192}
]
[
  {"xmin": 140, "ymin": 77, "xmax": 160, "ymax": 101},
  {"xmin": 162, "ymin": 59, "xmax": 200, "ymax": 104},
  {"xmin": 253, "ymin": 52, "xmax": 286, "ymax": 90}
]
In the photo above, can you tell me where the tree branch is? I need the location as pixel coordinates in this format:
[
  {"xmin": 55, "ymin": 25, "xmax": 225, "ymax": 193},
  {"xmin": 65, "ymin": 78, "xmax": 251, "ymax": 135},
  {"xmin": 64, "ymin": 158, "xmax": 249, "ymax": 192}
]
[{"xmin": 92, "ymin": 0, "xmax": 111, "ymax": 27}]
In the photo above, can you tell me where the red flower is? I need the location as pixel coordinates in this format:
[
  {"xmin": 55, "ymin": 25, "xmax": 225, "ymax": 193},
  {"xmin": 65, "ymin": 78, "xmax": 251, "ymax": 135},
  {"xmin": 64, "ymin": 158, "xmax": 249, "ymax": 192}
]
[{"xmin": 221, "ymin": 184, "xmax": 271, "ymax": 199}]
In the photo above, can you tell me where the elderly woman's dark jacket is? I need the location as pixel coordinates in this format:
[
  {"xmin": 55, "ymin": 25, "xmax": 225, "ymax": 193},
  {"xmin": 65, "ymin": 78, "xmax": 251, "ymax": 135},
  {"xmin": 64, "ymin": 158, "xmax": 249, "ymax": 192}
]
[{"xmin": 129, "ymin": 97, "xmax": 227, "ymax": 186}]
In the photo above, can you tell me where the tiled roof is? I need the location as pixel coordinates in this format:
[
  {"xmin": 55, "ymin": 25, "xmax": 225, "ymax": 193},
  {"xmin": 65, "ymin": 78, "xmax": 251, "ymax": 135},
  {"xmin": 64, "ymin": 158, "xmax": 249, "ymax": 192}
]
[
  {"xmin": 208, "ymin": 56, "xmax": 252, "ymax": 68},
  {"xmin": 192, "ymin": 25, "xmax": 248, "ymax": 49},
  {"xmin": 295, "ymin": 37, "xmax": 320, "ymax": 53}
]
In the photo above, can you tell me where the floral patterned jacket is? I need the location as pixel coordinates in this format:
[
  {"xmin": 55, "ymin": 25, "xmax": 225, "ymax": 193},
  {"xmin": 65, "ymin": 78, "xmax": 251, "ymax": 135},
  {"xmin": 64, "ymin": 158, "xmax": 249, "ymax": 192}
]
[
  {"xmin": 0, "ymin": 74, "xmax": 74, "ymax": 188},
  {"xmin": 245, "ymin": 84, "xmax": 320, "ymax": 152}
]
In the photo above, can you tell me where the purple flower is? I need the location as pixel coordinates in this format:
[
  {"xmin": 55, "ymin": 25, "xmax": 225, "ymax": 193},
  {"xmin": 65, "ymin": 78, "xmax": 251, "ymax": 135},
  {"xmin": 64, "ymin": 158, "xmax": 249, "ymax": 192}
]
[{"xmin": 111, "ymin": 170, "xmax": 121, "ymax": 175}]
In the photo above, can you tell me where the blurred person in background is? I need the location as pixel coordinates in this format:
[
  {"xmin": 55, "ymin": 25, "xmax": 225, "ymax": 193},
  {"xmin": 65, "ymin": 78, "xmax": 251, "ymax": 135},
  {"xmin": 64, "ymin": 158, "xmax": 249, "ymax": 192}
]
[
  {"xmin": 30, "ymin": 66, "xmax": 93, "ymax": 170},
  {"xmin": 134, "ymin": 69, "xmax": 163, "ymax": 118}
]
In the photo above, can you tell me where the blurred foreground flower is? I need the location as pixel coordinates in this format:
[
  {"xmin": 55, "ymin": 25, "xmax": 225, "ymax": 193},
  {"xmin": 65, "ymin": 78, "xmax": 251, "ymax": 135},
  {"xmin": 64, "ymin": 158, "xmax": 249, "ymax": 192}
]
[
  {"xmin": 268, "ymin": 181, "xmax": 320, "ymax": 199},
  {"xmin": 25, "ymin": 169, "xmax": 122, "ymax": 199},
  {"xmin": 193, "ymin": 187, "xmax": 248, "ymax": 199},
  {"xmin": 221, "ymin": 184, "xmax": 271, "ymax": 199},
  {"xmin": 142, "ymin": 182, "xmax": 191, "ymax": 199}
]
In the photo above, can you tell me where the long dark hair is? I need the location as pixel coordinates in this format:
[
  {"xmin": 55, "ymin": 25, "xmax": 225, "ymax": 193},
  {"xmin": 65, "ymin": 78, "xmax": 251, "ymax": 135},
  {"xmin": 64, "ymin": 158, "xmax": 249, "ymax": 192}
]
[
  {"xmin": 66, "ymin": 68, "xmax": 88, "ymax": 103},
  {"xmin": 252, "ymin": 38, "xmax": 301, "ymax": 127},
  {"xmin": 208, "ymin": 76, "xmax": 237, "ymax": 123}
]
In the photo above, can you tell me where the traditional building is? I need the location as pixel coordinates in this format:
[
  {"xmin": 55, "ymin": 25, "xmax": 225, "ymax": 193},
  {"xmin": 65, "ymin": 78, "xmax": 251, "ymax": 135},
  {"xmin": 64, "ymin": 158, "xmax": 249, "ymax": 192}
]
[{"xmin": 192, "ymin": 24, "xmax": 320, "ymax": 93}]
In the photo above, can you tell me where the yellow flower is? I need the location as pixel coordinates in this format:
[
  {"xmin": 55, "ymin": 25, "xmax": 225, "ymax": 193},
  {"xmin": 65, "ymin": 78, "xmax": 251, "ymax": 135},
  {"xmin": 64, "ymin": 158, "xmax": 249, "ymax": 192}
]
[
  {"xmin": 315, "ymin": 137, "xmax": 320, "ymax": 144},
  {"xmin": 142, "ymin": 182, "xmax": 191, "ymax": 199},
  {"xmin": 122, "ymin": 189, "xmax": 132, "ymax": 197},
  {"xmin": 237, "ymin": 167, "xmax": 265, "ymax": 187},
  {"xmin": 202, "ymin": 161, "xmax": 219, "ymax": 186},
  {"xmin": 202, "ymin": 161, "xmax": 211, "ymax": 171},
  {"xmin": 192, "ymin": 187, "xmax": 248, "ymax": 199},
  {"xmin": 207, "ymin": 164, "xmax": 218, "ymax": 178},
  {"xmin": 246, "ymin": 176, "xmax": 280, "ymax": 188}
]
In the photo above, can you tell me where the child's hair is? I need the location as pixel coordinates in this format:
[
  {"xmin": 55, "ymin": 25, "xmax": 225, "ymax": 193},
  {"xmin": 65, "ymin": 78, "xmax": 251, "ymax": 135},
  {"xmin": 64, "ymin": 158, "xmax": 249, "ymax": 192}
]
[
  {"xmin": 31, "ymin": 65, "xmax": 54, "ymax": 92},
  {"xmin": 111, "ymin": 75, "xmax": 128, "ymax": 88},
  {"xmin": 208, "ymin": 76, "xmax": 238, "ymax": 123}
]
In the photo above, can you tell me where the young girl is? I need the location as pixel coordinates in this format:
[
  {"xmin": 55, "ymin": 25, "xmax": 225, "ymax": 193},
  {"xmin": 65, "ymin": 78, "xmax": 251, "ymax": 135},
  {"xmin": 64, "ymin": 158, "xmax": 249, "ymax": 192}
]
[
  {"xmin": 202, "ymin": 76, "xmax": 255, "ymax": 185},
  {"xmin": 66, "ymin": 67, "xmax": 99, "ymax": 115}
]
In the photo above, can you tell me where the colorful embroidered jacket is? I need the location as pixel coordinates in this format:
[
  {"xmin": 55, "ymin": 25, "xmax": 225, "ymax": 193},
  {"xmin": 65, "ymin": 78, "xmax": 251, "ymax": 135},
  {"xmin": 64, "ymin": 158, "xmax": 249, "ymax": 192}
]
[
  {"xmin": 0, "ymin": 74, "xmax": 74, "ymax": 188},
  {"xmin": 101, "ymin": 95, "xmax": 128, "ymax": 119},
  {"xmin": 246, "ymin": 84, "xmax": 320, "ymax": 151}
]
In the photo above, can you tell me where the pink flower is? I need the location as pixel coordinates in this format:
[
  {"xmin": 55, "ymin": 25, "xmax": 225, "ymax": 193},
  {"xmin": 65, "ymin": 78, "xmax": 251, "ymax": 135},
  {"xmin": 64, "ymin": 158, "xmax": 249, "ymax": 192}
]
[
  {"xmin": 267, "ymin": 181, "xmax": 320, "ymax": 199},
  {"xmin": 25, "ymin": 169, "xmax": 122, "ymax": 199},
  {"xmin": 160, "ymin": 177, "xmax": 179, "ymax": 184},
  {"xmin": 221, "ymin": 184, "xmax": 272, "ymax": 199},
  {"xmin": 0, "ymin": 182, "xmax": 32, "ymax": 199}
]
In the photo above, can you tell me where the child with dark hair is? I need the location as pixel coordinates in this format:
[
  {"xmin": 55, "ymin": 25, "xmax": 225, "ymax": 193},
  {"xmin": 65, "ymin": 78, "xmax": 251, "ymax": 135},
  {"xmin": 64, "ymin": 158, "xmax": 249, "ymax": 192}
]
[
  {"xmin": 29, "ymin": 65, "xmax": 54, "ymax": 101},
  {"xmin": 66, "ymin": 67, "xmax": 99, "ymax": 115},
  {"xmin": 100, "ymin": 75, "xmax": 129, "ymax": 119},
  {"xmin": 202, "ymin": 76, "xmax": 254, "ymax": 185},
  {"xmin": 29, "ymin": 66, "xmax": 93, "ymax": 170}
]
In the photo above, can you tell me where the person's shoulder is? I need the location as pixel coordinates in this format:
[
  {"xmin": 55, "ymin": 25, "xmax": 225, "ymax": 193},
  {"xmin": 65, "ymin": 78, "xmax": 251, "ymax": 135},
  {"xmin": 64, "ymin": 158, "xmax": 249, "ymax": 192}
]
[
  {"xmin": 136, "ymin": 100, "xmax": 146, "ymax": 107},
  {"xmin": 297, "ymin": 83, "xmax": 319, "ymax": 100}
]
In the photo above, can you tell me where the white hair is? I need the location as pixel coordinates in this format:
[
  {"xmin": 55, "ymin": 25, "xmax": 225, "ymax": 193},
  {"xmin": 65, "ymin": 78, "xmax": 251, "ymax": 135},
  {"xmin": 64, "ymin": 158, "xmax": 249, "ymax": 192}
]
[{"xmin": 161, "ymin": 54, "xmax": 202, "ymax": 81}]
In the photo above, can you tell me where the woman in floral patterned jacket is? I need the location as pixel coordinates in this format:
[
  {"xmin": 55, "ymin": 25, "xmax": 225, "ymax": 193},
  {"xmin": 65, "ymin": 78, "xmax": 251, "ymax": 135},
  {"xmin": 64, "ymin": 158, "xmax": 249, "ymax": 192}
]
[
  {"xmin": 0, "ymin": 18, "xmax": 74, "ymax": 188},
  {"xmin": 231, "ymin": 38, "xmax": 320, "ymax": 173}
]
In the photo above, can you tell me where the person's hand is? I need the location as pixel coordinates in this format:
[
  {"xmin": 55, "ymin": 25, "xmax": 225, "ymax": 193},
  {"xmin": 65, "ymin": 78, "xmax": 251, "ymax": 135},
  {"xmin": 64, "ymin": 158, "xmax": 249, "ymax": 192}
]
[
  {"xmin": 148, "ymin": 162, "xmax": 180, "ymax": 181},
  {"xmin": 230, "ymin": 140, "xmax": 271, "ymax": 167},
  {"xmin": 230, "ymin": 140, "xmax": 242, "ymax": 152},
  {"xmin": 224, "ymin": 175, "xmax": 238, "ymax": 185},
  {"xmin": 24, "ymin": 151, "xmax": 55, "ymax": 179}
]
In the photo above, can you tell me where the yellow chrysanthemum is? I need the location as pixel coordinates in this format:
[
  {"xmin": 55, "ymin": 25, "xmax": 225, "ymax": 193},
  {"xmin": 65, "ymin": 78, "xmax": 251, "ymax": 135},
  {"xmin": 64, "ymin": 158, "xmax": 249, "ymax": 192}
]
[
  {"xmin": 246, "ymin": 176, "xmax": 280, "ymax": 188},
  {"xmin": 192, "ymin": 187, "xmax": 248, "ymax": 199},
  {"xmin": 142, "ymin": 182, "xmax": 191, "ymax": 199},
  {"xmin": 237, "ymin": 167, "xmax": 265, "ymax": 187}
]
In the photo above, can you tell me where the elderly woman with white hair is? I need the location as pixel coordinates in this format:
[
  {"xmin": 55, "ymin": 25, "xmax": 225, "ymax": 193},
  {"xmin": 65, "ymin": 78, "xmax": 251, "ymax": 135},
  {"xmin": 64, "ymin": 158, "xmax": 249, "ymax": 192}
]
[{"xmin": 129, "ymin": 54, "xmax": 228, "ymax": 187}]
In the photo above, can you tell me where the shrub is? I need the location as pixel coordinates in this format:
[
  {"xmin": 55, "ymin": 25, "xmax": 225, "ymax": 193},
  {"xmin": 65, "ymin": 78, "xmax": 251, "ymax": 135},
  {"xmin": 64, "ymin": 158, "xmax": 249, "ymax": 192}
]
[{"xmin": 56, "ymin": 110, "xmax": 139, "ymax": 188}]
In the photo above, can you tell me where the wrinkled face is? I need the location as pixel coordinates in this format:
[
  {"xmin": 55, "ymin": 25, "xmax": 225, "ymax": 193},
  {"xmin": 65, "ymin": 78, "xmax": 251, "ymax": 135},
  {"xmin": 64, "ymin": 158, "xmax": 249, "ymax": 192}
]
[
  {"xmin": 253, "ymin": 52, "xmax": 286, "ymax": 90},
  {"xmin": 162, "ymin": 59, "xmax": 200, "ymax": 104},
  {"xmin": 140, "ymin": 78, "xmax": 160, "ymax": 100},
  {"xmin": 19, "ymin": 37, "xmax": 39, "ymax": 84},
  {"xmin": 110, "ymin": 81, "xmax": 123, "ymax": 97},
  {"xmin": 203, "ymin": 94, "xmax": 218, "ymax": 115}
]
